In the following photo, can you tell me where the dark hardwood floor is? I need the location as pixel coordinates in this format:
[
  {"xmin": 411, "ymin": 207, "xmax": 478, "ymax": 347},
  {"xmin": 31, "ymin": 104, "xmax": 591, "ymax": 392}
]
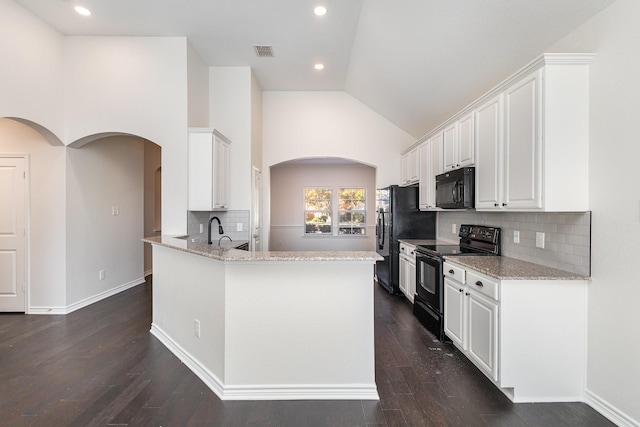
[{"xmin": 0, "ymin": 277, "xmax": 614, "ymax": 426}]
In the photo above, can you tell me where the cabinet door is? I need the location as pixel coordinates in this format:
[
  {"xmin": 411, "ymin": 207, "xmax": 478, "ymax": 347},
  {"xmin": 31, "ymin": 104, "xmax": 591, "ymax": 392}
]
[
  {"xmin": 214, "ymin": 139, "xmax": 230, "ymax": 209},
  {"xmin": 443, "ymin": 123, "xmax": 458, "ymax": 170},
  {"xmin": 475, "ymin": 95, "xmax": 503, "ymax": 210},
  {"xmin": 407, "ymin": 259, "xmax": 416, "ymax": 303},
  {"xmin": 409, "ymin": 148, "xmax": 419, "ymax": 182},
  {"xmin": 444, "ymin": 278, "xmax": 465, "ymax": 348},
  {"xmin": 401, "ymin": 153, "xmax": 410, "ymax": 185},
  {"xmin": 418, "ymin": 143, "xmax": 431, "ymax": 209},
  {"xmin": 188, "ymin": 133, "xmax": 214, "ymax": 211},
  {"xmin": 458, "ymin": 113, "xmax": 475, "ymax": 167},
  {"xmin": 419, "ymin": 135, "xmax": 444, "ymax": 210},
  {"xmin": 504, "ymin": 71, "xmax": 542, "ymax": 209},
  {"xmin": 467, "ymin": 291, "xmax": 499, "ymax": 381},
  {"xmin": 399, "ymin": 256, "xmax": 408, "ymax": 296}
]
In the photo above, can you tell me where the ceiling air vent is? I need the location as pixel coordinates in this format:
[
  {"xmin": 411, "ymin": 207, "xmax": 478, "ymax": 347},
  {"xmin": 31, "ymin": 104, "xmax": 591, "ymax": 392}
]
[{"xmin": 254, "ymin": 45, "xmax": 274, "ymax": 57}]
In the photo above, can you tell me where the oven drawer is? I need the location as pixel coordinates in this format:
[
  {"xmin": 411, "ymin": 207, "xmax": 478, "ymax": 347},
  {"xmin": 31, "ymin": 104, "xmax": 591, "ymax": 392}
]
[
  {"xmin": 443, "ymin": 261, "xmax": 466, "ymax": 284},
  {"xmin": 467, "ymin": 270, "xmax": 499, "ymax": 301}
]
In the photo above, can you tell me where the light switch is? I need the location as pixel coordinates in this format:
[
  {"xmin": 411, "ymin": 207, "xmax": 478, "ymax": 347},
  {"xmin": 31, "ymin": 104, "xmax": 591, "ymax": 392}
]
[
  {"xmin": 237, "ymin": 223, "xmax": 243, "ymax": 232},
  {"xmin": 536, "ymin": 232, "xmax": 545, "ymax": 248},
  {"xmin": 451, "ymin": 224, "xmax": 457, "ymax": 234},
  {"xmin": 514, "ymin": 230, "xmax": 520, "ymax": 244}
]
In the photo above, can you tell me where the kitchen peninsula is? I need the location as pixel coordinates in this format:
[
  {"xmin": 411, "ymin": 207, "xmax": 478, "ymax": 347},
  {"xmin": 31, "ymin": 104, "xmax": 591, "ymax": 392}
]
[{"xmin": 143, "ymin": 236, "xmax": 382, "ymax": 401}]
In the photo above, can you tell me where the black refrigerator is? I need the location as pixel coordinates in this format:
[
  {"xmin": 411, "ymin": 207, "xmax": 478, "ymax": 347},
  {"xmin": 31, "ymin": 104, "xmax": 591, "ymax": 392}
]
[{"xmin": 376, "ymin": 185, "xmax": 437, "ymax": 294}]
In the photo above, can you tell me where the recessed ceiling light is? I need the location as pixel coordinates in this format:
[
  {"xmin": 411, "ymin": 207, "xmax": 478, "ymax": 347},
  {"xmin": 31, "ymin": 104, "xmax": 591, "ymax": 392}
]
[
  {"xmin": 314, "ymin": 6, "xmax": 327, "ymax": 16},
  {"xmin": 74, "ymin": 5, "xmax": 91, "ymax": 16},
  {"xmin": 314, "ymin": 63, "xmax": 325, "ymax": 71}
]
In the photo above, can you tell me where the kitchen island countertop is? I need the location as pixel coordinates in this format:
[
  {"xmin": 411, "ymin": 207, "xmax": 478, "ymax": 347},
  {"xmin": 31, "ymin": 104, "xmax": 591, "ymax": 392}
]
[
  {"xmin": 444, "ymin": 255, "xmax": 590, "ymax": 281},
  {"xmin": 143, "ymin": 235, "xmax": 383, "ymax": 262}
]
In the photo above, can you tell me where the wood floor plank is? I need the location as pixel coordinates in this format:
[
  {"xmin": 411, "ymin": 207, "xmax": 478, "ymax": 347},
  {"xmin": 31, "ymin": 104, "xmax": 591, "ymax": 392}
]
[{"xmin": 0, "ymin": 278, "xmax": 616, "ymax": 427}]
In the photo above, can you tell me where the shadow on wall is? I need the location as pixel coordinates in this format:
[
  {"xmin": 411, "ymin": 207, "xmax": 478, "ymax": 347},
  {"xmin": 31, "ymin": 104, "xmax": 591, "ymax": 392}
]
[{"xmin": 270, "ymin": 157, "xmax": 377, "ymax": 252}]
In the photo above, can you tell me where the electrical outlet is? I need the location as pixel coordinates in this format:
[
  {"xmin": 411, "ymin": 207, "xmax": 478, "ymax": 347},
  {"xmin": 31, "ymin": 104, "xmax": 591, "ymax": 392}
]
[
  {"xmin": 536, "ymin": 232, "xmax": 545, "ymax": 248},
  {"xmin": 199, "ymin": 223, "xmax": 204, "ymax": 233},
  {"xmin": 194, "ymin": 319, "xmax": 201, "ymax": 338},
  {"xmin": 514, "ymin": 230, "xmax": 520, "ymax": 244},
  {"xmin": 237, "ymin": 223, "xmax": 243, "ymax": 232},
  {"xmin": 99, "ymin": 269, "xmax": 106, "ymax": 280},
  {"xmin": 451, "ymin": 224, "xmax": 457, "ymax": 234}
]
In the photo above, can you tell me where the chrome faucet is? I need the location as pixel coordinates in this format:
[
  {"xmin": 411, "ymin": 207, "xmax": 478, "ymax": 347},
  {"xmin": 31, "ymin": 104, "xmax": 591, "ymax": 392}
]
[
  {"xmin": 208, "ymin": 216, "xmax": 224, "ymax": 244},
  {"xmin": 218, "ymin": 235, "xmax": 232, "ymax": 246}
]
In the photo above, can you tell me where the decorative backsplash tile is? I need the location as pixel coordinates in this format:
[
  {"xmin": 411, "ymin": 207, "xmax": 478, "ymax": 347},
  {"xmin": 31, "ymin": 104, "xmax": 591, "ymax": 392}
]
[
  {"xmin": 437, "ymin": 211, "xmax": 591, "ymax": 276},
  {"xmin": 187, "ymin": 210, "xmax": 250, "ymax": 243}
]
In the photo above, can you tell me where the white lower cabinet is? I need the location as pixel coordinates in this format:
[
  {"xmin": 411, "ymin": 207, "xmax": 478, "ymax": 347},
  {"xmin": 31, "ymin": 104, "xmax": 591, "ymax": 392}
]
[
  {"xmin": 444, "ymin": 264, "xmax": 499, "ymax": 381},
  {"xmin": 443, "ymin": 260, "xmax": 588, "ymax": 402},
  {"xmin": 399, "ymin": 243, "xmax": 417, "ymax": 303},
  {"xmin": 467, "ymin": 290, "xmax": 498, "ymax": 381},
  {"xmin": 444, "ymin": 277, "xmax": 465, "ymax": 346}
]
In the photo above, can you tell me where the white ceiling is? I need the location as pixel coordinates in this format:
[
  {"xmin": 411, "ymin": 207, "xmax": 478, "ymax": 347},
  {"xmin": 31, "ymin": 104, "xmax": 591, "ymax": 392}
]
[{"xmin": 15, "ymin": 0, "xmax": 615, "ymax": 139}]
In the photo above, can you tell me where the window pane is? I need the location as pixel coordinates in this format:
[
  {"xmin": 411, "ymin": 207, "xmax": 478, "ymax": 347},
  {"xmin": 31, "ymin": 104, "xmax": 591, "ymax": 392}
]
[
  {"xmin": 305, "ymin": 211, "xmax": 332, "ymax": 234},
  {"xmin": 305, "ymin": 199, "xmax": 330, "ymax": 210},
  {"xmin": 339, "ymin": 227, "xmax": 366, "ymax": 235},
  {"xmin": 305, "ymin": 188, "xmax": 332, "ymax": 234}
]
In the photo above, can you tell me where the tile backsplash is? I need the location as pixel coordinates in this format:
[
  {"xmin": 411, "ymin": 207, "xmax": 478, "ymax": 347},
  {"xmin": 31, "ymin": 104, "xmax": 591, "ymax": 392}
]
[
  {"xmin": 187, "ymin": 210, "xmax": 250, "ymax": 243},
  {"xmin": 437, "ymin": 211, "xmax": 591, "ymax": 276}
]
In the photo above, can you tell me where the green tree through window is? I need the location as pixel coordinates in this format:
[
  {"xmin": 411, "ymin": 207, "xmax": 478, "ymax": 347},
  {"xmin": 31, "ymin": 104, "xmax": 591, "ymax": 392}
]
[
  {"xmin": 338, "ymin": 188, "xmax": 366, "ymax": 235},
  {"xmin": 304, "ymin": 188, "xmax": 332, "ymax": 234}
]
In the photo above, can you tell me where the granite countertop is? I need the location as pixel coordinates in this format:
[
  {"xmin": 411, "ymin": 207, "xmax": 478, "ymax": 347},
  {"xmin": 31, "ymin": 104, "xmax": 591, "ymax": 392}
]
[
  {"xmin": 444, "ymin": 256, "xmax": 590, "ymax": 281},
  {"xmin": 143, "ymin": 235, "xmax": 383, "ymax": 263}
]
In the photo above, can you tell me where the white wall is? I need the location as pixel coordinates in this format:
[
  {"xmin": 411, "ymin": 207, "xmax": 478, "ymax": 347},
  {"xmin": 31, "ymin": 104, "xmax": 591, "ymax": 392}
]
[
  {"xmin": 270, "ymin": 162, "xmax": 376, "ymax": 251},
  {"xmin": 66, "ymin": 136, "xmax": 145, "ymax": 305},
  {"xmin": 251, "ymin": 71, "xmax": 263, "ymax": 170},
  {"xmin": 64, "ymin": 36, "xmax": 189, "ymax": 235},
  {"xmin": 547, "ymin": 1, "xmax": 640, "ymax": 424},
  {"xmin": 262, "ymin": 91, "xmax": 414, "ymax": 249},
  {"xmin": 144, "ymin": 141, "xmax": 162, "ymax": 274},
  {"xmin": 187, "ymin": 42, "xmax": 210, "ymax": 127},
  {"xmin": 209, "ymin": 67, "xmax": 253, "ymax": 211},
  {"xmin": 0, "ymin": 118, "xmax": 67, "ymax": 309},
  {"xmin": 0, "ymin": 0, "xmax": 64, "ymax": 139}
]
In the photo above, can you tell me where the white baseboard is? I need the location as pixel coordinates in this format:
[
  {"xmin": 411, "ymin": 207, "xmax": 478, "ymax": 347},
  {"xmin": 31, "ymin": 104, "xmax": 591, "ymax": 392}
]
[
  {"xmin": 585, "ymin": 388, "xmax": 639, "ymax": 427},
  {"xmin": 150, "ymin": 323, "xmax": 379, "ymax": 401},
  {"xmin": 28, "ymin": 277, "xmax": 146, "ymax": 315},
  {"xmin": 150, "ymin": 323, "xmax": 225, "ymax": 398}
]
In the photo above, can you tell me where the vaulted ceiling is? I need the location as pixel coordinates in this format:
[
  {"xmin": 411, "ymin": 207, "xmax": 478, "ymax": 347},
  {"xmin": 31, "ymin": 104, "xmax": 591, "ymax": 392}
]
[{"xmin": 15, "ymin": 0, "xmax": 615, "ymax": 139}]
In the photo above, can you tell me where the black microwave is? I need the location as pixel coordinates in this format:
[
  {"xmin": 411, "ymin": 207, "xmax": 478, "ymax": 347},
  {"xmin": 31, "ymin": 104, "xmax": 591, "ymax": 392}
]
[{"xmin": 435, "ymin": 167, "xmax": 475, "ymax": 209}]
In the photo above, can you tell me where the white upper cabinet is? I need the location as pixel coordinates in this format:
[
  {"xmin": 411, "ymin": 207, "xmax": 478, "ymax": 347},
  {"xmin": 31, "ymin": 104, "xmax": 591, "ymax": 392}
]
[
  {"xmin": 503, "ymin": 71, "xmax": 542, "ymax": 210},
  {"xmin": 419, "ymin": 133, "xmax": 443, "ymax": 210},
  {"xmin": 475, "ymin": 95, "xmax": 503, "ymax": 210},
  {"xmin": 188, "ymin": 129, "xmax": 232, "ymax": 211},
  {"xmin": 458, "ymin": 113, "xmax": 475, "ymax": 168},
  {"xmin": 476, "ymin": 54, "xmax": 591, "ymax": 211},
  {"xmin": 443, "ymin": 114, "xmax": 475, "ymax": 172},
  {"xmin": 443, "ymin": 123, "xmax": 457, "ymax": 170},
  {"xmin": 400, "ymin": 147, "xmax": 419, "ymax": 186}
]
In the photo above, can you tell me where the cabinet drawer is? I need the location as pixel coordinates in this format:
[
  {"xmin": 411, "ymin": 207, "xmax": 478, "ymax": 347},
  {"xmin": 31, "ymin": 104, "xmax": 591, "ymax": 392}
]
[
  {"xmin": 400, "ymin": 243, "xmax": 417, "ymax": 258},
  {"xmin": 467, "ymin": 270, "xmax": 499, "ymax": 301},
  {"xmin": 443, "ymin": 261, "xmax": 466, "ymax": 284}
]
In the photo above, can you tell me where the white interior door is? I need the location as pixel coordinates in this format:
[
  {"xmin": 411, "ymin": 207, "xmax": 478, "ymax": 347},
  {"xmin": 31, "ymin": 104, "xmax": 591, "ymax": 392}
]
[
  {"xmin": 251, "ymin": 167, "xmax": 262, "ymax": 251},
  {"xmin": 0, "ymin": 156, "xmax": 27, "ymax": 312}
]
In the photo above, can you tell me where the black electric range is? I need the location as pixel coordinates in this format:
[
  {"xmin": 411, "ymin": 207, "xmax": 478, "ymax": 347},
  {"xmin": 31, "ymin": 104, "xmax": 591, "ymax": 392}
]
[{"xmin": 413, "ymin": 225, "xmax": 501, "ymax": 341}]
